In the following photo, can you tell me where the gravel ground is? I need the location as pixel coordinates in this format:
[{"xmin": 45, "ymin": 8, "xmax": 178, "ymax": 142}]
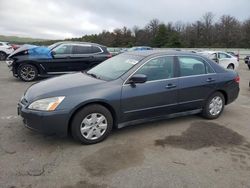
[{"xmin": 0, "ymin": 60, "xmax": 250, "ymax": 188}]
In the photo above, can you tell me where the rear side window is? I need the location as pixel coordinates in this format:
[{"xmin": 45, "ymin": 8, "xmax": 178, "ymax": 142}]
[
  {"xmin": 0, "ymin": 43, "xmax": 2, "ymax": 46},
  {"xmin": 73, "ymin": 45, "xmax": 92, "ymax": 54},
  {"xmin": 218, "ymin": 53, "xmax": 231, "ymax": 59},
  {"xmin": 92, "ymin": 46, "xmax": 102, "ymax": 53},
  {"xmin": 135, "ymin": 56, "xmax": 174, "ymax": 81},
  {"xmin": 178, "ymin": 56, "xmax": 214, "ymax": 77}
]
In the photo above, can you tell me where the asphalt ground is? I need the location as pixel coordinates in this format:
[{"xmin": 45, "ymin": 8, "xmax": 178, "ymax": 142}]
[{"xmin": 0, "ymin": 60, "xmax": 250, "ymax": 188}]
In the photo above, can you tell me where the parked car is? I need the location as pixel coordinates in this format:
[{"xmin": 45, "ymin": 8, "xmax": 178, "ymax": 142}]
[
  {"xmin": 244, "ymin": 55, "xmax": 250, "ymax": 69},
  {"xmin": 227, "ymin": 51, "xmax": 239, "ymax": 62},
  {"xmin": 18, "ymin": 50, "xmax": 239, "ymax": 144},
  {"xmin": 198, "ymin": 51, "xmax": 239, "ymax": 70},
  {"xmin": 6, "ymin": 42, "xmax": 111, "ymax": 81},
  {"xmin": 0, "ymin": 42, "xmax": 14, "ymax": 60},
  {"xmin": 10, "ymin": 44, "xmax": 21, "ymax": 50},
  {"xmin": 121, "ymin": 46, "xmax": 152, "ymax": 53},
  {"xmin": 128, "ymin": 46, "xmax": 153, "ymax": 51},
  {"xmin": 244, "ymin": 55, "xmax": 250, "ymax": 64},
  {"xmin": 107, "ymin": 47, "xmax": 123, "ymax": 56}
]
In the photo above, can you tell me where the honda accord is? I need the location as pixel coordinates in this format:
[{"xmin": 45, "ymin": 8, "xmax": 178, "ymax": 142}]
[{"xmin": 18, "ymin": 50, "xmax": 240, "ymax": 144}]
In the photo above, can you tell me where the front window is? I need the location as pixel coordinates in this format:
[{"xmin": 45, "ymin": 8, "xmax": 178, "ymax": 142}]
[
  {"xmin": 135, "ymin": 56, "xmax": 174, "ymax": 81},
  {"xmin": 87, "ymin": 55, "xmax": 142, "ymax": 81},
  {"xmin": 53, "ymin": 44, "xmax": 72, "ymax": 54}
]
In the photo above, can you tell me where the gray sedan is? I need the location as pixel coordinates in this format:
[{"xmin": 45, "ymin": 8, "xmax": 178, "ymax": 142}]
[{"xmin": 18, "ymin": 50, "xmax": 239, "ymax": 144}]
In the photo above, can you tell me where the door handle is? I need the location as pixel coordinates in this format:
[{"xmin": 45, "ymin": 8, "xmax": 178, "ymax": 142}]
[
  {"xmin": 165, "ymin": 84, "xmax": 176, "ymax": 89},
  {"xmin": 206, "ymin": 78, "xmax": 215, "ymax": 82}
]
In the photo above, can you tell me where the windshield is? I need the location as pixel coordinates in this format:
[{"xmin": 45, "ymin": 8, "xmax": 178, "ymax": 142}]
[
  {"xmin": 87, "ymin": 54, "xmax": 142, "ymax": 81},
  {"xmin": 48, "ymin": 43, "xmax": 61, "ymax": 50}
]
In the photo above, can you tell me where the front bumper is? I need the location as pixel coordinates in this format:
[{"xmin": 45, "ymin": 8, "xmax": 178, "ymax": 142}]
[{"xmin": 18, "ymin": 102, "xmax": 69, "ymax": 137}]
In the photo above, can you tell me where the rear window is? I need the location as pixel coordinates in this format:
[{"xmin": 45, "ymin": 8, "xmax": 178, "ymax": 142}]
[
  {"xmin": 178, "ymin": 56, "xmax": 214, "ymax": 76},
  {"xmin": 92, "ymin": 46, "xmax": 102, "ymax": 53}
]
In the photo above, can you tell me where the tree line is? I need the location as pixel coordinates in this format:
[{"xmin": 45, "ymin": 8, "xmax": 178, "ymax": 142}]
[{"xmin": 36, "ymin": 12, "xmax": 250, "ymax": 48}]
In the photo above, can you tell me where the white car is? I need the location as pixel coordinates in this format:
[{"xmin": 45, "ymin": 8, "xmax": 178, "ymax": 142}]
[
  {"xmin": 0, "ymin": 42, "xmax": 14, "ymax": 61},
  {"xmin": 198, "ymin": 51, "xmax": 239, "ymax": 70}
]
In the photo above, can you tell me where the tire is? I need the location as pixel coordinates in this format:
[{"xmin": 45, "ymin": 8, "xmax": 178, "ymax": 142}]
[
  {"xmin": 227, "ymin": 64, "xmax": 234, "ymax": 70},
  {"xmin": 17, "ymin": 64, "xmax": 38, "ymax": 82},
  {"xmin": 202, "ymin": 92, "xmax": 225, "ymax": 119},
  {"xmin": 0, "ymin": 51, "xmax": 7, "ymax": 61},
  {"xmin": 71, "ymin": 104, "xmax": 113, "ymax": 144},
  {"xmin": 248, "ymin": 65, "xmax": 250, "ymax": 70}
]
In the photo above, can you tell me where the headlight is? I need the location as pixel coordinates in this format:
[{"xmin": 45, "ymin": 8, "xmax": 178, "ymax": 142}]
[{"xmin": 28, "ymin": 96, "xmax": 65, "ymax": 111}]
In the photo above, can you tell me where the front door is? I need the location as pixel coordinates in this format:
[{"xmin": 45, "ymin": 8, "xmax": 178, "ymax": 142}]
[
  {"xmin": 121, "ymin": 56, "xmax": 179, "ymax": 122},
  {"xmin": 42, "ymin": 44, "xmax": 73, "ymax": 73}
]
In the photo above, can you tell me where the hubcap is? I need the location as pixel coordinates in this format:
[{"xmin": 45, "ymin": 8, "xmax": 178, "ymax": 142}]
[
  {"xmin": 80, "ymin": 113, "xmax": 108, "ymax": 140},
  {"xmin": 209, "ymin": 96, "xmax": 223, "ymax": 116},
  {"xmin": 20, "ymin": 66, "xmax": 35, "ymax": 81}
]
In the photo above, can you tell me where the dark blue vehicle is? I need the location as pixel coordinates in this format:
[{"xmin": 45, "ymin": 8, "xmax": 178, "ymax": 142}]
[
  {"xmin": 7, "ymin": 42, "xmax": 111, "ymax": 81},
  {"xmin": 18, "ymin": 50, "xmax": 240, "ymax": 144}
]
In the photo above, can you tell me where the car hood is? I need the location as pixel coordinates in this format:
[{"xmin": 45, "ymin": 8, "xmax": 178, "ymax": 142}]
[
  {"xmin": 24, "ymin": 72, "xmax": 106, "ymax": 102},
  {"xmin": 8, "ymin": 44, "xmax": 52, "ymax": 59}
]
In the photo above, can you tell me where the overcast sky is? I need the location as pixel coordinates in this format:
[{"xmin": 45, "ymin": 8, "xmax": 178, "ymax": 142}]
[{"xmin": 0, "ymin": 0, "xmax": 249, "ymax": 39}]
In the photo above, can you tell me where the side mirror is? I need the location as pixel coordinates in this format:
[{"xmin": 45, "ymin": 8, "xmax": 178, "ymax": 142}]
[{"xmin": 128, "ymin": 74, "xmax": 147, "ymax": 85}]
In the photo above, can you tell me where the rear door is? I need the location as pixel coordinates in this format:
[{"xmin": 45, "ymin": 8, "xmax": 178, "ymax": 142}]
[
  {"xmin": 121, "ymin": 56, "xmax": 179, "ymax": 122},
  {"xmin": 71, "ymin": 44, "xmax": 94, "ymax": 71},
  {"xmin": 177, "ymin": 56, "xmax": 218, "ymax": 112}
]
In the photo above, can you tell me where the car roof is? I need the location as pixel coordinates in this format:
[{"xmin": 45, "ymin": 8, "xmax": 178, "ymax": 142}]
[
  {"xmin": 123, "ymin": 50, "xmax": 200, "ymax": 58},
  {"xmin": 52, "ymin": 41, "xmax": 106, "ymax": 48}
]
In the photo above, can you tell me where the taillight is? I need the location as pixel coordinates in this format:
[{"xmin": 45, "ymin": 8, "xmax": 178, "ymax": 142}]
[
  {"xmin": 234, "ymin": 76, "xmax": 240, "ymax": 83},
  {"xmin": 107, "ymin": 53, "xmax": 112, "ymax": 58}
]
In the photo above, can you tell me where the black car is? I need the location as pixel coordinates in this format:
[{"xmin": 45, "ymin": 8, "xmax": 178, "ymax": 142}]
[
  {"xmin": 7, "ymin": 42, "xmax": 111, "ymax": 81},
  {"xmin": 18, "ymin": 50, "xmax": 239, "ymax": 144},
  {"xmin": 244, "ymin": 55, "xmax": 250, "ymax": 69}
]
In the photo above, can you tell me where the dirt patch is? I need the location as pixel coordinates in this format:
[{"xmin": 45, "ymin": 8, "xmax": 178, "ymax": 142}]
[
  {"xmin": 81, "ymin": 144, "xmax": 144, "ymax": 177},
  {"xmin": 62, "ymin": 180, "xmax": 107, "ymax": 188},
  {"xmin": 155, "ymin": 122, "xmax": 244, "ymax": 150}
]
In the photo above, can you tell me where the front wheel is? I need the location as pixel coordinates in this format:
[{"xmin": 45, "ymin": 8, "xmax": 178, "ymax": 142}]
[
  {"xmin": 71, "ymin": 104, "xmax": 113, "ymax": 144},
  {"xmin": 202, "ymin": 92, "xmax": 225, "ymax": 119},
  {"xmin": 17, "ymin": 64, "xmax": 38, "ymax": 82}
]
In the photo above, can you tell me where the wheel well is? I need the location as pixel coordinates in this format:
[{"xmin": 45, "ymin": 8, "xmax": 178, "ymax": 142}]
[
  {"xmin": 0, "ymin": 51, "xmax": 7, "ymax": 54},
  {"xmin": 217, "ymin": 90, "xmax": 228, "ymax": 105},
  {"xmin": 67, "ymin": 102, "xmax": 117, "ymax": 136},
  {"xmin": 227, "ymin": 63, "xmax": 234, "ymax": 69},
  {"xmin": 17, "ymin": 62, "xmax": 40, "ymax": 74}
]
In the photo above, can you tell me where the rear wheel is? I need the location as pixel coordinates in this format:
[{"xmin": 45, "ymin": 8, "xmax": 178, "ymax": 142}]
[
  {"xmin": 71, "ymin": 104, "xmax": 113, "ymax": 144},
  {"xmin": 0, "ymin": 52, "xmax": 7, "ymax": 61},
  {"xmin": 17, "ymin": 64, "xmax": 38, "ymax": 82},
  {"xmin": 227, "ymin": 64, "xmax": 234, "ymax": 70},
  {"xmin": 202, "ymin": 92, "xmax": 225, "ymax": 119}
]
